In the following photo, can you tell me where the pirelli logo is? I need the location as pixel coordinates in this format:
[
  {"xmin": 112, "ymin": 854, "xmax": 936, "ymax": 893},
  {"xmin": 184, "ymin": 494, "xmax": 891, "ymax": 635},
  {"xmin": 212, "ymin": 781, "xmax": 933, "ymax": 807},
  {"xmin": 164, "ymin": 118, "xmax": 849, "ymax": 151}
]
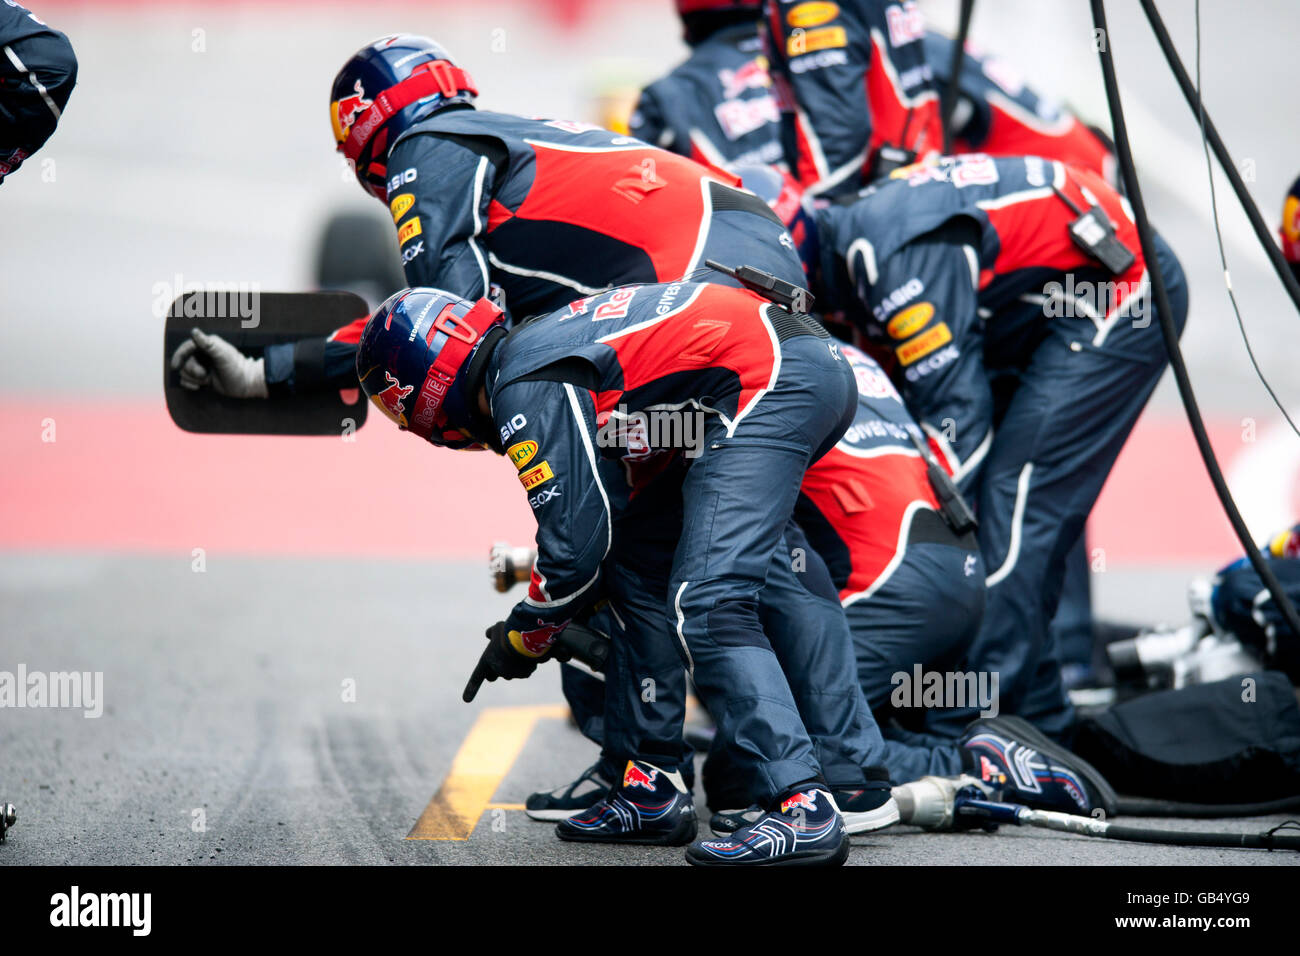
[
  {"xmin": 397, "ymin": 216, "xmax": 422, "ymax": 246},
  {"xmin": 896, "ymin": 322, "xmax": 952, "ymax": 366},
  {"xmin": 519, "ymin": 461, "xmax": 554, "ymax": 490}
]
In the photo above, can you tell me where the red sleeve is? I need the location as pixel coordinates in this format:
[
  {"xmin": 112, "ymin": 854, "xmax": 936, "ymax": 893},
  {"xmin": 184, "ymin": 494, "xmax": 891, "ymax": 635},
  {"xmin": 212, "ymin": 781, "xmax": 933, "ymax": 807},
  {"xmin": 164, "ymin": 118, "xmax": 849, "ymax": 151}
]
[{"xmin": 328, "ymin": 316, "xmax": 370, "ymax": 345}]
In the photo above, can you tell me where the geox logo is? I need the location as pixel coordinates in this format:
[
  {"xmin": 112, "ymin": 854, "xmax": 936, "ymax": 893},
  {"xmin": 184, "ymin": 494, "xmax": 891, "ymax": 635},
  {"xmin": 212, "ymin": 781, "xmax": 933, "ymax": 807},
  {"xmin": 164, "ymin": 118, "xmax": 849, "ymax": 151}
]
[{"xmin": 50, "ymin": 886, "xmax": 151, "ymax": 936}]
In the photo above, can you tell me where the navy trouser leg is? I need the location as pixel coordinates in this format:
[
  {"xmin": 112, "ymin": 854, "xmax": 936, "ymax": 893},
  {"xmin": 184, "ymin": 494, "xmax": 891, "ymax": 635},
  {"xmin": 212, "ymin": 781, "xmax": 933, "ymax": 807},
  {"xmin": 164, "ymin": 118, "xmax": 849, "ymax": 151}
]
[
  {"xmin": 1052, "ymin": 535, "xmax": 1097, "ymax": 685},
  {"xmin": 600, "ymin": 559, "xmax": 694, "ymax": 778},
  {"xmin": 669, "ymin": 333, "xmax": 855, "ymax": 805},
  {"xmin": 759, "ymin": 523, "xmax": 874, "ymax": 789},
  {"xmin": 927, "ymin": 234, "xmax": 1189, "ymax": 740},
  {"xmin": 557, "ymin": 606, "xmax": 623, "ymax": 781},
  {"xmin": 844, "ymin": 541, "xmax": 986, "ymax": 715}
]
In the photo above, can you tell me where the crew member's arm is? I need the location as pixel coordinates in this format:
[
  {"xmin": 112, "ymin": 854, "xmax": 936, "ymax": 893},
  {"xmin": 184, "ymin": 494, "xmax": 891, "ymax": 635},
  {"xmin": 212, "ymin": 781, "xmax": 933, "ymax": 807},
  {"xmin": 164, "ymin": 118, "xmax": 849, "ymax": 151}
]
[
  {"xmin": 628, "ymin": 82, "xmax": 680, "ymax": 153},
  {"xmin": 386, "ymin": 131, "xmax": 499, "ymax": 295},
  {"xmin": 492, "ymin": 375, "xmax": 612, "ymax": 659},
  {"xmin": 851, "ymin": 228, "xmax": 993, "ymax": 492},
  {"xmin": 766, "ymin": 0, "xmax": 875, "ymax": 197}
]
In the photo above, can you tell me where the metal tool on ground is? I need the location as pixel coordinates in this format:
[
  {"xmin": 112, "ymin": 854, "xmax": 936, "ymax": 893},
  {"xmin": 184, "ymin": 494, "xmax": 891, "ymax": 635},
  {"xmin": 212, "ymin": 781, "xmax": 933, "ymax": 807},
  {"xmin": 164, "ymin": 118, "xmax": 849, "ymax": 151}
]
[{"xmin": 894, "ymin": 775, "xmax": 1300, "ymax": 851}]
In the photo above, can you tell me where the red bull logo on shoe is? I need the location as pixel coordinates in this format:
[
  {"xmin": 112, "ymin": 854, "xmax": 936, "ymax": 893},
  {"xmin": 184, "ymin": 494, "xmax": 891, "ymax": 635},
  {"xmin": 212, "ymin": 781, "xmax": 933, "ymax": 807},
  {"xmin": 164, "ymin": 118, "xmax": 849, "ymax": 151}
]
[
  {"xmin": 372, "ymin": 371, "xmax": 414, "ymax": 426},
  {"xmin": 332, "ymin": 79, "xmax": 372, "ymax": 145},
  {"xmin": 780, "ymin": 791, "xmax": 817, "ymax": 813},
  {"xmin": 623, "ymin": 762, "xmax": 658, "ymax": 791},
  {"xmin": 979, "ymin": 755, "xmax": 1006, "ymax": 785}
]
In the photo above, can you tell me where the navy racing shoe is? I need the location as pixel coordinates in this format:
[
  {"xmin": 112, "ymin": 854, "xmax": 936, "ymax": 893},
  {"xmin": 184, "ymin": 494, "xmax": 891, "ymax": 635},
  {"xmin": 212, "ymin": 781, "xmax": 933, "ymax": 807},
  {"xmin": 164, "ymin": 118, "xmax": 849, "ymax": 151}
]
[
  {"xmin": 555, "ymin": 759, "xmax": 697, "ymax": 845},
  {"xmin": 525, "ymin": 761, "xmax": 614, "ymax": 821},
  {"xmin": 709, "ymin": 775, "xmax": 898, "ymax": 837},
  {"xmin": 687, "ymin": 788, "xmax": 848, "ymax": 866},
  {"xmin": 961, "ymin": 715, "xmax": 1118, "ymax": 817}
]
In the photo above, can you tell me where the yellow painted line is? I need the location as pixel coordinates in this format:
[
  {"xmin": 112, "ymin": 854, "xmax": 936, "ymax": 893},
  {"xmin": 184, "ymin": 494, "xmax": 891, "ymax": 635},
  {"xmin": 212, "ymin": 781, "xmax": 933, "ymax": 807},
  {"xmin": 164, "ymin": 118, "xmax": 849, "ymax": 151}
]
[
  {"xmin": 486, "ymin": 803, "xmax": 527, "ymax": 811},
  {"xmin": 405, "ymin": 704, "xmax": 568, "ymax": 841}
]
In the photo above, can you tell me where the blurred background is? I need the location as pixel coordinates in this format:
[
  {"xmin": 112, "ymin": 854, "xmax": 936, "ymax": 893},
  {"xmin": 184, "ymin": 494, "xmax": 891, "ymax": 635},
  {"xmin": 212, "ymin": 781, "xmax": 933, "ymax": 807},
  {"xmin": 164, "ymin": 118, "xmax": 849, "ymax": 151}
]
[{"xmin": 0, "ymin": 0, "xmax": 1297, "ymax": 865}]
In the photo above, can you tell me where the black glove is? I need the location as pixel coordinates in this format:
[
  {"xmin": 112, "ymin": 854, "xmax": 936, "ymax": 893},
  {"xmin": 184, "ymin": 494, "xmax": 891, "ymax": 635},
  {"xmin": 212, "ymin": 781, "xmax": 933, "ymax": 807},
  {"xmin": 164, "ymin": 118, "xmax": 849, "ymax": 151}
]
[{"xmin": 462, "ymin": 621, "xmax": 542, "ymax": 702}]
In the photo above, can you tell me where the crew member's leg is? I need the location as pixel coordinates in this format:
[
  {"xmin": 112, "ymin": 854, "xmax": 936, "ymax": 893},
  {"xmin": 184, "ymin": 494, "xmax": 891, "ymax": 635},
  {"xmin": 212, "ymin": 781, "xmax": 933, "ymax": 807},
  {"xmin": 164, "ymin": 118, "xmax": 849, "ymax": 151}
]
[
  {"xmin": 670, "ymin": 331, "xmax": 855, "ymax": 806},
  {"xmin": 928, "ymin": 234, "xmax": 1189, "ymax": 740}
]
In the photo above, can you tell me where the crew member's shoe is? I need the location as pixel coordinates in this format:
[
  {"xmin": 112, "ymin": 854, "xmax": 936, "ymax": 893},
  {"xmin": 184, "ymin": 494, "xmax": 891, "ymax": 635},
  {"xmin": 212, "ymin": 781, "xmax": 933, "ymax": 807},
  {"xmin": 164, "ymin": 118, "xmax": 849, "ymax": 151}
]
[
  {"xmin": 525, "ymin": 762, "xmax": 615, "ymax": 821},
  {"xmin": 710, "ymin": 767, "xmax": 897, "ymax": 836},
  {"xmin": 687, "ymin": 787, "xmax": 848, "ymax": 866},
  {"xmin": 960, "ymin": 715, "xmax": 1118, "ymax": 817},
  {"xmin": 555, "ymin": 759, "xmax": 697, "ymax": 845},
  {"xmin": 829, "ymin": 766, "xmax": 901, "ymax": 833}
]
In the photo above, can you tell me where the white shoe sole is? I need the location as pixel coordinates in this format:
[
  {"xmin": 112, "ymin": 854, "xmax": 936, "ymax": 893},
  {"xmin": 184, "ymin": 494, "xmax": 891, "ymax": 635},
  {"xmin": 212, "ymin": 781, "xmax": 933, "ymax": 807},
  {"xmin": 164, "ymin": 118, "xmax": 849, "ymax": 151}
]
[
  {"xmin": 524, "ymin": 806, "xmax": 587, "ymax": 822},
  {"xmin": 842, "ymin": 795, "xmax": 900, "ymax": 835}
]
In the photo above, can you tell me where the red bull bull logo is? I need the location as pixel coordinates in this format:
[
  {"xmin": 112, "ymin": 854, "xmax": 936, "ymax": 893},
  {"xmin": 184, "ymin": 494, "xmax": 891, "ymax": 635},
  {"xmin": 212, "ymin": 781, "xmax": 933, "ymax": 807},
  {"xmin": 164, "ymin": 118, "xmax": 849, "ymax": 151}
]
[
  {"xmin": 780, "ymin": 791, "xmax": 817, "ymax": 813},
  {"xmin": 979, "ymin": 755, "xmax": 1006, "ymax": 785},
  {"xmin": 623, "ymin": 762, "xmax": 658, "ymax": 791},
  {"xmin": 332, "ymin": 79, "xmax": 373, "ymax": 145},
  {"xmin": 718, "ymin": 59, "xmax": 771, "ymax": 99},
  {"xmin": 373, "ymin": 371, "xmax": 414, "ymax": 426}
]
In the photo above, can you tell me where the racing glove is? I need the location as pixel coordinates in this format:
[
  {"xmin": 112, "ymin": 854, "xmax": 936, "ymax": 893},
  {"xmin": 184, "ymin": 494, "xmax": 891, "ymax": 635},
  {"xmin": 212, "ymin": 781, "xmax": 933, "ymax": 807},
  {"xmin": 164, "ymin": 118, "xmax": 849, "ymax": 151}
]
[
  {"xmin": 462, "ymin": 618, "xmax": 568, "ymax": 702},
  {"xmin": 170, "ymin": 328, "xmax": 269, "ymax": 398}
]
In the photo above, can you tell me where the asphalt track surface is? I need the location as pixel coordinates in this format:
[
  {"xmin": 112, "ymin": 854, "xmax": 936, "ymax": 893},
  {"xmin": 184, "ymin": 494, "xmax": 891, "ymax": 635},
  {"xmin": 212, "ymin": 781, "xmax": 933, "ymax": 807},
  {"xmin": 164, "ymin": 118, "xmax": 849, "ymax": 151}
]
[{"xmin": 2, "ymin": 555, "xmax": 1295, "ymax": 866}]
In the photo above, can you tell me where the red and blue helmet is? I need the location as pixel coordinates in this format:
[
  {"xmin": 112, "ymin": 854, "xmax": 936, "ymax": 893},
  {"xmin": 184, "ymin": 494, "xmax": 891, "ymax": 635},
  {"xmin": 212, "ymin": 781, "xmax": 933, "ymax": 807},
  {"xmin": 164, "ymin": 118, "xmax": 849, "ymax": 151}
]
[
  {"xmin": 331, "ymin": 35, "xmax": 479, "ymax": 200},
  {"xmin": 732, "ymin": 163, "xmax": 820, "ymax": 280},
  {"xmin": 356, "ymin": 288, "xmax": 506, "ymax": 449}
]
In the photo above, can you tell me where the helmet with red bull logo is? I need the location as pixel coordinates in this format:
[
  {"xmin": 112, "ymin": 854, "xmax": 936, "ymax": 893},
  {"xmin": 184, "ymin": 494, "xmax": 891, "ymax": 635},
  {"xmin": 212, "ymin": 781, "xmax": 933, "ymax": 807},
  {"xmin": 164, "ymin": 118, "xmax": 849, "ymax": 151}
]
[
  {"xmin": 731, "ymin": 163, "xmax": 820, "ymax": 280},
  {"xmin": 356, "ymin": 287, "xmax": 507, "ymax": 449},
  {"xmin": 330, "ymin": 34, "xmax": 479, "ymax": 200}
]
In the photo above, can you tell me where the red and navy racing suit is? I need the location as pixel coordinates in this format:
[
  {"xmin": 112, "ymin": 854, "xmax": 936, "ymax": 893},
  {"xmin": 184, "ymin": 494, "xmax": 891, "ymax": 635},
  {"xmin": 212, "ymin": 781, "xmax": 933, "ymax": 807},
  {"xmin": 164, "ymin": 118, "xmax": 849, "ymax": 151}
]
[
  {"xmin": 628, "ymin": 22, "xmax": 783, "ymax": 169},
  {"xmin": 923, "ymin": 28, "xmax": 1120, "ymax": 683},
  {"xmin": 923, "ymin": 31, "xmax": 1115, "ymax": 184},
  {"xmin": 795, "ymin": 344, "xmax": 983, "ymax": 753},
  {"xmin": 818, "ymin": 153, "xmax": 1189, "ymax": 738},
  {"xmin": 0, "ymin": 1, "xmax": 76, "ymax": 184},
  {"xmin": 1211, "ymin": 524, "xmax": 1300, "ymax": 682},
  {"xmin": 764, "ymin": 0, "xmax": 942, "ymax": 198},
  {"xmin": 264, "ymin": 108, "xmax": 804, "ymax": 392},
  {"xmin": 482, "ymin": 279, "xmax": 905, "ymax": 803}
]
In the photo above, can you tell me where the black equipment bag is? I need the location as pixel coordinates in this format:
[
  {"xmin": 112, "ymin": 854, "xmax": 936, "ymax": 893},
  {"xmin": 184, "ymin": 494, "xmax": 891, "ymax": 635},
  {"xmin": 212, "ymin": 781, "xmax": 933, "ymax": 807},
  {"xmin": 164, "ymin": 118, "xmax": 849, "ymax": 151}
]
[{"xmin": 1073, "ymin": 671, "xmax": 1300, "ymax": 810}]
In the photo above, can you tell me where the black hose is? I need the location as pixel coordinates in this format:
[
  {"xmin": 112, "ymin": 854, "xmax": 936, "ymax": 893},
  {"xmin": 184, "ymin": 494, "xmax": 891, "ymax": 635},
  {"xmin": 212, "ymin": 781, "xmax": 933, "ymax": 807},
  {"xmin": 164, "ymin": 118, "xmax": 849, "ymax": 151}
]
[
  {"xmin": 1100, "ymin": 821, "xmax": 1300, "ymax": 851},
  {"xmin": 940, "ymin": 0, "xmax": 976, "ymax": 153},
  {"xmin": 1137, "ymin": 0, "xmax": 1300, "ymax": 316},
  {"xmin": 1088, "ymin": 0, "xmax": 1300, "ymax": 643}
]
